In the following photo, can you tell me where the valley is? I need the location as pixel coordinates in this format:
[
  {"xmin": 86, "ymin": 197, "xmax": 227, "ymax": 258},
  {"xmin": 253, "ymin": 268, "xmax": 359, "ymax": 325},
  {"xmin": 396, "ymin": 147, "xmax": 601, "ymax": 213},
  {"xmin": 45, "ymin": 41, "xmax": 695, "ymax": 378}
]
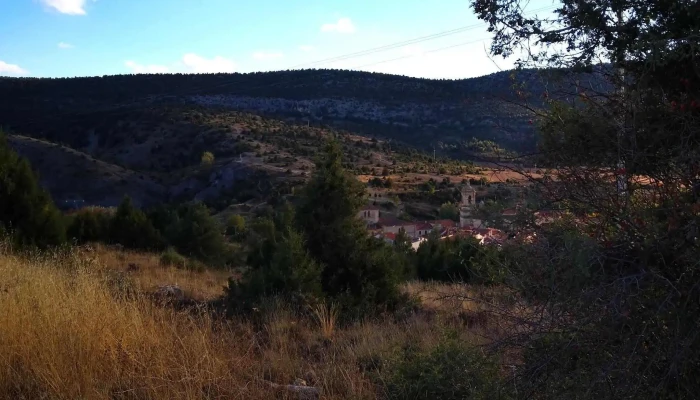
[{"xmin": 0, "ymin": 67, "xmax": 597, "ymax": 214}]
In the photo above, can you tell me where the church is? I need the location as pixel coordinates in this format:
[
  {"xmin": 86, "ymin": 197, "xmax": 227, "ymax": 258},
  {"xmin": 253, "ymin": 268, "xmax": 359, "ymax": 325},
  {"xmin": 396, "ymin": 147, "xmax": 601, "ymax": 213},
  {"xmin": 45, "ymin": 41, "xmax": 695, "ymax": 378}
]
[{"xmin": 459, "ymin": 182, "xmax": 483, "ymax": 229}]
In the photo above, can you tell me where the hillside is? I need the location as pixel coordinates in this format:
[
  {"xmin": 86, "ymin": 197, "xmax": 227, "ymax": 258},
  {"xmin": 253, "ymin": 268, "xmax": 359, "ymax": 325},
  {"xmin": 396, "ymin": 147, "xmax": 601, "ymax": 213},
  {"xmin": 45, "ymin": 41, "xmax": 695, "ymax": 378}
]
[
  {"xmin": 7, "ymin": 135, "xmax": 165, "ymax": 208},
  {"xmin": 0, "ymin": 68, "xmax": 607, "ymax": 209}
]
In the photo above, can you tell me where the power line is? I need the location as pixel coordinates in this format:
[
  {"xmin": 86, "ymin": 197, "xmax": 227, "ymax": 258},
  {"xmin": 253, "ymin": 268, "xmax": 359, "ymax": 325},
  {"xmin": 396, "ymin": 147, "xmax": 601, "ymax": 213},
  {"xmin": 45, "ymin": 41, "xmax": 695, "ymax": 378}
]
[
  {"xmin": 352, "ymin": 36, "xmax": 493, "ymax": 70},
  {"xmin": 288, "ymin": 5, "xmax": 556, "ymax": 70},
  {"xmin": 289, "ymin": 25, "xmax": 487, "ymax": 69}
]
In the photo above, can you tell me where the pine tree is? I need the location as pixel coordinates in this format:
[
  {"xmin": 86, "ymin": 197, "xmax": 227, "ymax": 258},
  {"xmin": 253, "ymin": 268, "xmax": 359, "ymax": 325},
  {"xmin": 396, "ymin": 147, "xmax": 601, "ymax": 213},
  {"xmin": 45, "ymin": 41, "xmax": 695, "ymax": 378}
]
[
  {"xmin": 296, "ymin": 139, "xmax": 402, "ymax": 312},
  {"xmin": 110, "ymin": 195, "xmax": 164, "ymax": 250},
  {"xmin": 167, "ymin": 202, "xmax": 227, "ymax": 266},
  {"xmin": 227, "ymin": 204, "xmax": 322, "ymax": 310},
  {"xmin": 0, "ymin": 131, "xmax": 65, "ymax": 248}
]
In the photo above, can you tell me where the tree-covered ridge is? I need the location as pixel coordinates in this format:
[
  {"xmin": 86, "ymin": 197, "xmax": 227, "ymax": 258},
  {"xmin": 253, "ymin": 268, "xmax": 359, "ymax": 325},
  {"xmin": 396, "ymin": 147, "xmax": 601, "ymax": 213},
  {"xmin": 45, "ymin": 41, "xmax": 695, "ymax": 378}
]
[{"xmin": 0, "ymin": 67, "xmax": 601, "ymax": 103}]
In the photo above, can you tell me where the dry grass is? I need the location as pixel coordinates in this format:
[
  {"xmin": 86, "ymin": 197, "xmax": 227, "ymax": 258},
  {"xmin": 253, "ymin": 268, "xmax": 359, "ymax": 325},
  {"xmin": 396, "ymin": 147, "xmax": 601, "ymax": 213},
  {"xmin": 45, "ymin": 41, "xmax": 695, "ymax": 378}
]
[
  {"xmin": 91, "ymin": 244, "xmax": 233, "ymax": 302},
  {"xmin": 311, "ymin": 302, "xmax": 339, "ymax": 341},
  {"xmin": 0, "ymin": 245, "xmax": 506, "ymax": 399}
]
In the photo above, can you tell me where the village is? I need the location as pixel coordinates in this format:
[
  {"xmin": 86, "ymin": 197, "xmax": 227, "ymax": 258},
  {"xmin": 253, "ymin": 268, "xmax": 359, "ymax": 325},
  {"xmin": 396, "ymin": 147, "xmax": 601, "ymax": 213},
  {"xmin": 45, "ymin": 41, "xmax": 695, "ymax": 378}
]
[{"xmin": 357, "ymin": 181, "xmax": 562, "ymax": 250}]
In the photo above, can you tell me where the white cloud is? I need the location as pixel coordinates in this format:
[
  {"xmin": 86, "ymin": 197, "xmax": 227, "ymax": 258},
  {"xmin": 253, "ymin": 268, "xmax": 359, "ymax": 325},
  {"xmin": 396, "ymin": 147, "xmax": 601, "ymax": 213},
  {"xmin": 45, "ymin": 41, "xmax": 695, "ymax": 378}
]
[
  {"xmin": 124, "ymin": 60, "xmax": 170, "ymax": 74},
  {"xmin": 321, "ymin": 17, "xmax": 356, "ymax": 34},
  {"xmin": 0, "ymin": 60, "xmax": 28, "ymax": 76},
  {"xmin": 181, "ymin": 53, "xmax": 236, "ymax": 73},
  {"xmin": 299, "ymin": 45, "xmax": 315, "ymax": 52},
  {"xmin": 252, "ymin": 51, "xmax": 284, "ymax": 61},
  {"xmin": 41, "ymin": 0, "xmax": 87, "ymax": 15},
  {"xmin": 58, "ymin": 42, "xmax": 74, "ymax": 49},
  {"xmin": 125, "ymin": 53, "xmax": 237, "ymax": 74}
]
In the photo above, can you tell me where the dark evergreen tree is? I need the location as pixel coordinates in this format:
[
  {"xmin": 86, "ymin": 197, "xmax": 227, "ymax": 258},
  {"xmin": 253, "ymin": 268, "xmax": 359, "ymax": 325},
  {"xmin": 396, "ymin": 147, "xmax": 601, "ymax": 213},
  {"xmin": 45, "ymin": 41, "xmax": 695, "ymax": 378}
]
[
  {"xmin": 227, "ymin": 205, "xmax": 322, "ymax": 311},
  {"xmin": 109, "ymin": 196, "xmax": 164, "ymax": 250},
  {"xmin": 296, "ymin": 139, "xmax": 403, "ymax": 313},
  {"xmin": 66, "ymin": 207, "xmax": 112, "ymax": 243},
  {"xmin": 0, "ymin": 131, "xmax": 65, "ymax": 248},
  {"xmin": 166, "ymin": 202, "xmax": 227, "ymax": 266}
]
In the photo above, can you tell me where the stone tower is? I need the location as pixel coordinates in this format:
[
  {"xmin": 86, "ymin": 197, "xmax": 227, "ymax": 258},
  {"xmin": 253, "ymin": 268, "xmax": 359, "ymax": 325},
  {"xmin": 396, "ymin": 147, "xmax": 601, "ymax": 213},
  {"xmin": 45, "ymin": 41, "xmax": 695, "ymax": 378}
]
[{"xmin": 459, "ymin": 181, "xmax": 477, "ymax": 228}]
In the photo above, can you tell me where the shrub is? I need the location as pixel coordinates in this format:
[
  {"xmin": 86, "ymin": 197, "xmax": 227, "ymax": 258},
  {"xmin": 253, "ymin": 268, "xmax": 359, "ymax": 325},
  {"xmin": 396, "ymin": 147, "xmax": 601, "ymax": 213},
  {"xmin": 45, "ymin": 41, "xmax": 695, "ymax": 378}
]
[
  {"xmin": 166, "ymin": 202, "xmax": 227, "ymax": 267},
  {"xmin": 159, "ymin": 247, "xmax": 187, "ymax": 268},
  {"xmin": 109, "ymin": 196, "xmax": 165, "ymax": 251},
  {"xmin": 225, "ymin": 214, "xmax": 246, "ymax": 241},
  {"xmin": 66, "ymin": 207, "xmax": 112, "ymax": 243},
  {"xmin": 381, "ymin": 332, "xmax": 510, "ymax": 400},
  {"xmin": 159, "ymin": 247, "xmax": 204, "ymax": 272},
  {"xmin": 415, "ymin": 232, "xmax": 503, "ymax": 284},
  {"xmin": 438, "ymin": 202, "xmax": 460, "ymax": 221},
  {"xmin": 227, "ymin": 207, "xmax": 322, "ymax": 312},
  {"xmin": 149, "ymin": 202, "xmax": 228, "ymax": 267}
]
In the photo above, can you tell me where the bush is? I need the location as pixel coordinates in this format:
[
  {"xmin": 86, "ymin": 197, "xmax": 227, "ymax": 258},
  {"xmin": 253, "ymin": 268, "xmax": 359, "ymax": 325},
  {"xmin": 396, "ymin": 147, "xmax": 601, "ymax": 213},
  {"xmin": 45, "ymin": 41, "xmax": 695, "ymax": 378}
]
[
  {"xmin": 226, "ymin": 208, "xmax": 322, "ymax": 312},
  {"xmin": 381, "ymin": 332, "xmax": 510, "ymax": 400},
  {"xmin": 149, "ymin": 202, "xmax": 228, "ymax": 267},
  {"xmin": 110, "ymin": 196, "xmax": 165, "ymax": 251},
  {"xmin": 159, "ymin": 247, "xmax": 204, "ymax": 272},
  {"xmin": 66, "ymin": 207, "xmax": 112, "ymax": 243},
  {"xmin": 165, "ymin": 202, "xmax": 227, "ymax": 267},
  {"xmin": 415, "ymin": 232, "xmax": 503, "ymax": 284},
  {"xmin": 225, "ymin": 214, "xmax": 246, "ymax": 241},
  {"xmin": 438, "ymin": 202, "xmax": 460, "ymax": 221}
]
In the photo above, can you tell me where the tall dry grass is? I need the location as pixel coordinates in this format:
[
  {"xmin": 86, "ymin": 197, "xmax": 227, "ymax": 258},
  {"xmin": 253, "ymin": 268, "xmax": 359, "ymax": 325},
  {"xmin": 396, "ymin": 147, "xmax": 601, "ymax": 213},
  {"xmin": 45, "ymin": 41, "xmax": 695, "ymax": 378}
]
[
  {"xmin": 91, "ymin": 244, "xmax": 233, "ymax": 302},
  {"xmin": 0, "ymin": 249, "xmax": 249, "ymax": 399},
  {"xmin": 0, "ymin": 246, "xmax": 500, "ymax": 399}
]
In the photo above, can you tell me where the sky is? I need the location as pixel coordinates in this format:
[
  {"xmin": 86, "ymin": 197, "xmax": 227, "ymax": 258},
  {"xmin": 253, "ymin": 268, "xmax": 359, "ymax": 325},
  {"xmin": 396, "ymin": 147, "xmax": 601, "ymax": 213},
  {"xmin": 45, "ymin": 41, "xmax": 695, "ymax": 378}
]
[{"xmin": 0, "ymin": 0, "xmax": 556, "ymax": 79}]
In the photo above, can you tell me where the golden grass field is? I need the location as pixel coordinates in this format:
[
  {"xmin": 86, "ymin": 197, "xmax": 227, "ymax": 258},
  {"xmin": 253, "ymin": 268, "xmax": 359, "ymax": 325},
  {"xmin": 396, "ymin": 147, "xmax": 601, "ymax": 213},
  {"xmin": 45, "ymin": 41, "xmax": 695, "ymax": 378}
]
[{"xmin": 0, "ymin": 243, "xmax": 517, "ymax": 399}]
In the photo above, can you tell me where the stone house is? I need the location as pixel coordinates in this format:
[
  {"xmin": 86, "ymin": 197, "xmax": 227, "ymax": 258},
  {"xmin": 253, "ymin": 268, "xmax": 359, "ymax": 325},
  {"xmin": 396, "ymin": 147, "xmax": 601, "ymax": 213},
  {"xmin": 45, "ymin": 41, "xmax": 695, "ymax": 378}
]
[{"xmin": 358, "ymin": 205, "xmax": 380, "ymax": 225}]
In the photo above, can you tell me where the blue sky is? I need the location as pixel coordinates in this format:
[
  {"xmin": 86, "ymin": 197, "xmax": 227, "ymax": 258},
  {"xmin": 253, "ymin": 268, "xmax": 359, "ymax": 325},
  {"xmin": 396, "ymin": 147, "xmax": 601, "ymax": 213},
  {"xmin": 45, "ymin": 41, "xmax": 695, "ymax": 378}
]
[{"xmin": 0, "ymin": 0, "xmax": 555, "ymax": 79}]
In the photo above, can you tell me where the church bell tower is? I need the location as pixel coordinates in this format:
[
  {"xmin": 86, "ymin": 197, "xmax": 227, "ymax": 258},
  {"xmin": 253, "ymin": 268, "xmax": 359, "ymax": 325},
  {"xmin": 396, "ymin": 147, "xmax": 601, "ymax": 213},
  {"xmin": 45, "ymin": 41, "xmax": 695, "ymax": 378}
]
[{"xmin": 459, "ymin": 182, "xmax": 477, "ymax": 228}]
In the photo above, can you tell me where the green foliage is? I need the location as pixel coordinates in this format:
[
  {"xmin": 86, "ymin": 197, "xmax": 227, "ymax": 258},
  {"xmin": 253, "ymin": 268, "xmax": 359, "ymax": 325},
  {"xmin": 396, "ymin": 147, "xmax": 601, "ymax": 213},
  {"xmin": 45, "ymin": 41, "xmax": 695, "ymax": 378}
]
[
  {"xmin": 66, "ymin": 207, "xmax": 112, "ymax": 243},
  {"xmin": 227, "ymin": 206, "xmax": 322, "ymax": 311},
  {"xmin": 381, "ymin": 332, "xmax": 510, "ymax": 400},
  {"xmin": 415, "ymin": 232, "xmax": 503, "ymax": 284},
  {"xmin": 393, "ymin": 227, "xmax": 416, "ymax": 279},
  {"xmin": 225, "ymin": 214, "xmax": 246, "ymax": 241},
  {"xmin": 0, "ymin": 132, "xmax": 66, "ymax": 248},
  {"xmin": 152, "ymin": 202, "xmax": 228, "ymax": 267},
  {"xmin": 438, "ymin": 202, "xmax": 460, "ymax": 221},
  {"xmin": 295, "ymin": 139, "xmax": 404, "ymax": 314},
  {"xmin": 159, "ymin": 247, "xmax": 204, "ymax": 272},
  {"xmin": 109, "ymin": 196, "xmax": 164, "ymax": 251}
]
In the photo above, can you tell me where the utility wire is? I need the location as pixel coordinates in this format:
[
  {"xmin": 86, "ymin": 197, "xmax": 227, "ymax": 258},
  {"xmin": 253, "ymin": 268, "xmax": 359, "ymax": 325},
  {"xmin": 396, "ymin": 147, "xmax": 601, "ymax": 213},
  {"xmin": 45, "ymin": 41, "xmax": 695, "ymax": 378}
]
[
  {"xmin": 353, "ymin": 36, "xmax": 493, "ymax": 69},
  {"xmin": 288, "ymin": 5, "xmax": 556, "ymax": 70}
]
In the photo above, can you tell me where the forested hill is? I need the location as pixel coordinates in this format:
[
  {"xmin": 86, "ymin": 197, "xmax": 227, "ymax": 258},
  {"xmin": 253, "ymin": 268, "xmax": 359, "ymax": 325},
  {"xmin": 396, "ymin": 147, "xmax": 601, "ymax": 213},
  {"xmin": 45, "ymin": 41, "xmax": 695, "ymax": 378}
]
[
  {"xmin": 0, "ymin": 67, "xmax": 607, "ymax": 209},
  {"xmin": 0, "ymin": 67, "xmax": 608, "ymax": 153}
]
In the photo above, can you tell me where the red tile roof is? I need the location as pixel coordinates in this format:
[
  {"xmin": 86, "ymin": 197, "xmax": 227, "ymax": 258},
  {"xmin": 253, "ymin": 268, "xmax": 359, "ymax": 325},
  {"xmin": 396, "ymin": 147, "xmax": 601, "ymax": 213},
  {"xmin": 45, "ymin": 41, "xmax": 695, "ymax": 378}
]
[
  {"xmin": 377, "ymin": 217, "xmax": 414, "ymax": 227},
  {"xmin": 383, "ymin": 232, "xmax": 397, "ymax": 240},
  {"xmin": 432, "ymin": 219, "xmax": 457, "ymax": 228},
  {"xmin": 416, "ymin": 222, "xmax": 434, "ymax": 230}
]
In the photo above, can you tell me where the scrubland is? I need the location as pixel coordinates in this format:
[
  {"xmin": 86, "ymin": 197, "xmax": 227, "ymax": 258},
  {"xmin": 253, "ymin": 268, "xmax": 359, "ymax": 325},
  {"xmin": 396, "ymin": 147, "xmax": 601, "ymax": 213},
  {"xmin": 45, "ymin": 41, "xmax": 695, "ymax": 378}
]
[{"xmin": 0, "ymin": 243, "xmax": 514, "ymax": 400}]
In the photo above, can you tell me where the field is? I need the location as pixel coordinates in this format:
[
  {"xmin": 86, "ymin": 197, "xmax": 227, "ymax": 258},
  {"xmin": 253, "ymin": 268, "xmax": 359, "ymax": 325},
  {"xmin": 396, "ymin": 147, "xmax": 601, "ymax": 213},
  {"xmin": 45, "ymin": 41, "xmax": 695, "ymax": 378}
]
[{"xmin": 0, "ymin": 243, "xmax": 521, "ymax": 399}]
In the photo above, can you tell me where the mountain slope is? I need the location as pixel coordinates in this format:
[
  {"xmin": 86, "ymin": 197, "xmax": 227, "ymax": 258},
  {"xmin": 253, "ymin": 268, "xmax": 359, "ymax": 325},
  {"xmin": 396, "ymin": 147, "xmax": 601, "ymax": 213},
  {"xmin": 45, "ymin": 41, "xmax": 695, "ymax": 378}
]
[
  {"xmin": 7, "ymin": 135, "xmax": 165, "ymax": 208},
  {"xmin": 0, "ymin": 68, "xmax": 609, "ymax": 154},
  {"xmin": 0, "ymin": 68, "xmax": 608, "ymax": 209}
]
